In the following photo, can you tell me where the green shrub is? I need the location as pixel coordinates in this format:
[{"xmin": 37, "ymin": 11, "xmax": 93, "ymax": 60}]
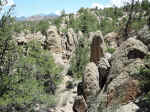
[
  {"xmin": 35, "ymin": 20, "xmax": 49, "ymax": 36},
  {"xmin": 100, "ymin": 18, "xmax": 117, "ymax": 35},
  {"xmin": 68, "ymin": 14, "xmax": 80, "ymax": 32},
  {"xmin": 106, "ymin": 48, "xmax": 116, "ymax": 54},
  {"xmin": 52, "ymin": 17, "xmax": 62, "ymax": 29}
]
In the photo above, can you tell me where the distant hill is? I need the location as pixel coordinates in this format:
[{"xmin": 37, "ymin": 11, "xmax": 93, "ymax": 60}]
[
  {"xmin": 15, "ymin": 16, "xmax": 26, "ymax": 21},
  {"xmin": 16, "ymin": 13, "xmax": 59, "ymax": 21}
]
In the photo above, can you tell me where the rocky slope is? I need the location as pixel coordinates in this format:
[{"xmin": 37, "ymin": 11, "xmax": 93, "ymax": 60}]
[
  {"xmin": 73, "ymin": 27, "xmax": 150, "ymax": 112},
  {"xmin": 12, "ymin": 8, "xmax": 150, "ymax": 112}
]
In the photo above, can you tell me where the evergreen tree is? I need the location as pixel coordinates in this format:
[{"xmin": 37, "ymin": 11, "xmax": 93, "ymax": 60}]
[{"xmin": 0, "ymin": 3, "xmax": 17, "ymax": 96}]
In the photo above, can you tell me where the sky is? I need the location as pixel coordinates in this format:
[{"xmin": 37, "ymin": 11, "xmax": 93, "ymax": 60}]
[
  {"xmin": 13, "ymin": 0, "xmax": 110, "ymax": 17},
  {"xmin": 4, "ymin": 0, "xmax": 144, "ymax": 17}
]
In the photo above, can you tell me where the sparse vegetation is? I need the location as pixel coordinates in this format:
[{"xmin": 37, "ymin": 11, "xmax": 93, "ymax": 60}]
[{"xmin": 68, "ymin": 37, "xmax": 89, "ymax": 79}]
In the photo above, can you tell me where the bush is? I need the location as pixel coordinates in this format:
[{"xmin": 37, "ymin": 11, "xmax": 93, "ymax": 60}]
[
  {"xmin": 130, "ymin": 17, "xmax": 147, "ymax": 31},
  {"xmin": 100, "ymin": 18, "xmax": 117, "ymax": 35},
  {"xmin": 52, "ymin": 17, "xmax": 62, "ymax": 29},
  {"xmin": 68, "ymin": 14, "xmax": 80, "ymax": 32},
  {"xmin": 35, "ymin": 20, "xmax": 49, "ymax": 36},
  {"xmin": 106, "ymin": 48, "xmax": 116, "ymax": 54}
]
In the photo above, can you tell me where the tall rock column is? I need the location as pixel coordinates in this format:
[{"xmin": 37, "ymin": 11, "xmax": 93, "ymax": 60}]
[
  {"xmin": 82, "ymin": 62, "xmax": 99, "ymax": 112},
  {"xmin": 90, "ymin": 31, "xmax": 106, "ymax": 64},
  {"xmin": 73, "ymin": 31, "xmax": 109, "ymax": 112}
]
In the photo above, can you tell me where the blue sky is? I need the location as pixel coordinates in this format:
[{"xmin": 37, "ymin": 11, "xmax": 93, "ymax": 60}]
[
  {"xmin": 6, "ymin": 0, "xmax": 147, "ymax": 17},
  {"xmin": 13, "ymin": 0, "xmax": 111, "ymax": 17}
]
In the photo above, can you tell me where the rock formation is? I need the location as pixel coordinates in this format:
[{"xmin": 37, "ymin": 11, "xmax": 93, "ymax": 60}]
[
  {"xmin": 103, "ymin": 38, "xmax": 148, "ymax": 108},
  {"xmin": 14, "ymin": 31, "xmax": 45, "ymax": 45},
  {"xmin": 82, "ymin": 62, "xmax": 99, "ymax": 100},
  {"xmin": 82, "ymin": 62, "xmax": 99, "ymax": 112},
  {"xmin": 104, "ymin": 32, "xmax": 120, "ymax": 49},
  {"xmin": 73, "ymin": 31, "xmax": 149, "ymax": 112},
  {"xmin": 137, "ymin": 25, "xmax": 150, "ymax": 50},
  {"xmin": 46, "ymin": 26, "xmax": 62, "ymax": 53},
  {"xmin": 73, "ymin": 31, "xmax": 109, "ymax": 112},
  {"xmin": 90, "ymin": 31, "xmax": 106, "ymax": 64}
]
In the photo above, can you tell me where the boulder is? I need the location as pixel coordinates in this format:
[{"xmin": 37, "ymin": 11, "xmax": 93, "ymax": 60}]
[
  {"xmin": 73, "ymin": 96, "xmax": 88, "ymax": 112},
  {"xmin": 66, "ymin": 28, "xmax": 78, "ymax": 50},
  {"xmin": 104, "ymin": 52, "xmax": 112, "ymax": 61},
  {"xmin": 105, "ymin": 38, "xmax": 148, "ymax": 105},
  {"xmin": 104, "ymin": 32, "xmax": 120, "ymax": 49},
  {"xmin": 14, "ymin": 31, "xmax": 45, "ymax": 45},
  {"xmin": 116, "ymin": 102, "xmax": 139, "ymax": 112},
  {"xmin": 137, "ymin": 25, "xmax": 150, "ymax": 50},
  {"xmin": 62, "ymin": 28, "xmax": 78, "ymax": 60}
]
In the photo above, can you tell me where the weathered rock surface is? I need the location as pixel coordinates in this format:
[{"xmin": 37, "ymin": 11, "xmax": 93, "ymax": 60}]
[
  {"xmin": 14, "ymin": 31, "xmax": 45, "ymax": 44},
  {"xmin": 137, "ymin": 25, "xmax": 150, "ymax": 50},
  {"xmin": 105, "ymin": 38, "xmax": 148, "ymax": 106},
  {"xmin": 82, "ymin": 62, "xmax": 99, "ymax": 100},
  {"xmin": 116, "ymin": 102, "xmax": 139, "ymax": 112},
  {"xmin": 73, "ymin": 31, "xmax": 108, "ymax": 112},
  {"xmin": 82, "ymin": 62, "xmax": 99, "ymax": 112},
  {"xmin": 104, "ymin": 32, "xmax": 120, "ymax": 49},
  {"xmin": 61, "ymin": 28, "xmax": 80, "ymax": 60},
  {"xmin": 46, "ymin": 26, "xmax": 62, "ymax": 53},
  {"xmin": 90, "ymin": 31, "xmax": 106, "ymax": 64},
  {"xmin": 14, "ymin": 26, "xmax": 82, "ymax": 68}
]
